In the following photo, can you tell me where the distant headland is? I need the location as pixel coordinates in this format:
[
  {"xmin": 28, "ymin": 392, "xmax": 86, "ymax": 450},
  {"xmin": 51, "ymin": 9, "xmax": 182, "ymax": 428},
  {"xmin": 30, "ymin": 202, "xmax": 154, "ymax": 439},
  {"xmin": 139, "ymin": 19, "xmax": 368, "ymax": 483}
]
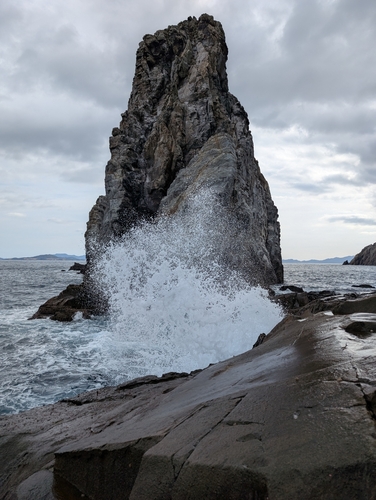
[
  {"xmin": 0, "ymin": 253, "xmax": 86, "ymax": 261},
  {"xmin": 283, "ymin": 255, "xmax": 354, "ymax": 264}
]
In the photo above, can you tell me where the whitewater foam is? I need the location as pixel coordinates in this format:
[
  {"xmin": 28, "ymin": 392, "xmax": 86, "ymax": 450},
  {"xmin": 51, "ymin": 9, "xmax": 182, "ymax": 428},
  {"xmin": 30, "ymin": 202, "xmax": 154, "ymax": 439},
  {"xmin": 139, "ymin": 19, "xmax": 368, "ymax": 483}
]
[{"xmin": 91, "ymin": 190, "xmax": 283, "ymax": 379}]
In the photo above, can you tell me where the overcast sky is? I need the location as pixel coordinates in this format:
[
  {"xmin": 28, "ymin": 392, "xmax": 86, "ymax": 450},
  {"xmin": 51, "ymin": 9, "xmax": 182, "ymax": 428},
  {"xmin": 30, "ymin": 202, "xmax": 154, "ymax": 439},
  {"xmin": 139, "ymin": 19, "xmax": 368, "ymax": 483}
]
[{"xmin": 1, "ymin": 0, "xmax": 375, "ymax": 260}]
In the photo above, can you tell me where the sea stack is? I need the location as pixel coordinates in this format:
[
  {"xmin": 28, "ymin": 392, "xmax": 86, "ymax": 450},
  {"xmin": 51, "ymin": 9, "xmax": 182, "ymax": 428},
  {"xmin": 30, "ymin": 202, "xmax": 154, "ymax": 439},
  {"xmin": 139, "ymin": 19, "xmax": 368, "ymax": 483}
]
[{"xmin": 86, "ymin": 14, "xmax": 283, "ymax": 285}]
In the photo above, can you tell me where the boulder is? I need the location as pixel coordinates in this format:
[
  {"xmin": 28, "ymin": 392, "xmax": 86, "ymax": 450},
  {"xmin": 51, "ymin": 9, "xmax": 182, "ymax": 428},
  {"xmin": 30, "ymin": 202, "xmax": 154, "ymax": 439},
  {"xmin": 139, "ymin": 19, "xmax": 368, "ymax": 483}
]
[
  {"xmin": 274, "ymin": 289, "xmax": 340, "ymax": 315},
  {"xmin": 279, "ymin": 285, "xmax": 304, "ymax": 293},
  {"xmin": 29, "ymin": 283, "xmax": 92, "ymax": 321},
  {"xmin": 85, "ymin": 14, "xmax": 283, "ymax": 285},
  {"xmin": 68, "ymin": 262, "xmax": 86, "ymax": 274},
  {"xmin": 333, "ymin": 294, "xmax": 376, "ymax": 315},
  {"xmin": 2, "ymin": 309, "xmax": 376, "ymax": 499}
]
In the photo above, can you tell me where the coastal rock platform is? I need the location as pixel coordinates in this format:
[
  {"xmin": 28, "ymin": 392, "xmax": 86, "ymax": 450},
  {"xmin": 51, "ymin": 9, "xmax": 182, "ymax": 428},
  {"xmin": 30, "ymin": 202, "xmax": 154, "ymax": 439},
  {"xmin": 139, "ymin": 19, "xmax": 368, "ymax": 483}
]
[{"xmin": 2, "ymin": 296, "xmax": 376, "ymax": 499}]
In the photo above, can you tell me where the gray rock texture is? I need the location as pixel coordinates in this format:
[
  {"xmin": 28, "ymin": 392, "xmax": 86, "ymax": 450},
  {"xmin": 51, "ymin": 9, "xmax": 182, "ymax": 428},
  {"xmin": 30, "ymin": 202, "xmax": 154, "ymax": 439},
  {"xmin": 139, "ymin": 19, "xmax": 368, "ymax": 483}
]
[
  {"xmin": 85, "ymin": 14, "xmax": 283, "ymax": 284},
  {"xmin": 2, "ymin": 295, "xmax": 376, "ymax": 499},
  {"xmin": 28, "ymin": 283, "xmax": 92, "ymax": 321},
  {"xmin": 349, "ymin": 242, "xmax": 376, "ymax": 266}
]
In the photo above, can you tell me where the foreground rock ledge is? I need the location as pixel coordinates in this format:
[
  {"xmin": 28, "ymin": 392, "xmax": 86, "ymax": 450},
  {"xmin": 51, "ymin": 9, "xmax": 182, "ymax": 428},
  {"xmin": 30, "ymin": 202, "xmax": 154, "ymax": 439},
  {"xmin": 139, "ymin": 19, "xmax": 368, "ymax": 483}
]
[{"xmin": 2, "ymin": 301, "xmax": 376, "ymax": 499}]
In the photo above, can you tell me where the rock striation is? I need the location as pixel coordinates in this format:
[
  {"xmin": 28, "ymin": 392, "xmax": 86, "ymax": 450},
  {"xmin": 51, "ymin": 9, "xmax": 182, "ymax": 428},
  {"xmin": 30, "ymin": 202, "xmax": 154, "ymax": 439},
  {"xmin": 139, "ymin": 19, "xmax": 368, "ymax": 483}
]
[
  {"xmin": 349, "ymin": 242, "xmax": 376, "ymax": 266},
  {"xmin": 86, "ymin": 14, "xmax": 283, "ymax": 284},
  {"xmin": 2, "ymin": 294, "xmax": 376, "ymax": 499}
]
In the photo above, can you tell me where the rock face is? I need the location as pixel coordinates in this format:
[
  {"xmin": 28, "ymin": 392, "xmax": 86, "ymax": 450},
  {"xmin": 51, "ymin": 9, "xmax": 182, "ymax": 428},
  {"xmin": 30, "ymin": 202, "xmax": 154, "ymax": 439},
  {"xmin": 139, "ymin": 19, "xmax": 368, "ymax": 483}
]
[
  {"xmin": 349, "ymin": 242, "xmax": 376, "ymax": 265},
  {"xmin": 29, "ymin": 283, "xmax": 92, "ymax": 321},
  {"xmin": 86, "ymin": 14, "xmax": 283, "ymax": 284},
  {"xmin": 2, "ymin": 295, "xmax": 376, "ymax": 499}
]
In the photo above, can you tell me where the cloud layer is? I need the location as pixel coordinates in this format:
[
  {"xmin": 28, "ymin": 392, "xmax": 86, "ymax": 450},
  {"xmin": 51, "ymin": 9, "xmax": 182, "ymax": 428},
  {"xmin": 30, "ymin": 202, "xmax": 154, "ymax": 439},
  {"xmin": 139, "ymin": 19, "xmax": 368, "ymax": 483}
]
[{"xmin": 1, "ymin": 0, "xmax": 375, "ymax": 258}]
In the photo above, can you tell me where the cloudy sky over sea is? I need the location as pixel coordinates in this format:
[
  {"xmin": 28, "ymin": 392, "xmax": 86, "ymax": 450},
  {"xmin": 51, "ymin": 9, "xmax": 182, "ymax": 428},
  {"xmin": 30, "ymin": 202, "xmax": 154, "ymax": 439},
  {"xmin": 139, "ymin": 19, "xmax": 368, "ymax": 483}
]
[{"xmin": 1, "ymin": 0, "xmax": 375, "ymax": 260}]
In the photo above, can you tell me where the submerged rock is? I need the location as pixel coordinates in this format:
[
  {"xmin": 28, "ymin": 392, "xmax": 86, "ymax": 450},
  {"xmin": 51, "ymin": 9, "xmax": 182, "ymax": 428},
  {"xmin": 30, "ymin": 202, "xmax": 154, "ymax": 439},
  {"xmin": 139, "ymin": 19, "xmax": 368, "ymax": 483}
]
[
  {"xmin": 2, "ymin": 303, "xmax": 376, "ymax": 499},
  {"xmin": 86, "ymin": 14, "xmax": 283, "ymax": 285}
]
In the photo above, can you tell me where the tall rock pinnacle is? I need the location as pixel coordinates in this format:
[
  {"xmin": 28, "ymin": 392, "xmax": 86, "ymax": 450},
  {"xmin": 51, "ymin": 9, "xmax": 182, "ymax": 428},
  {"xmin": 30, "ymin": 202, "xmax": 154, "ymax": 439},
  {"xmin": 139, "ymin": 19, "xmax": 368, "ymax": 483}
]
[{"xmin": 86, "ymin": 14, "xmax": 283, "ymax": 284}]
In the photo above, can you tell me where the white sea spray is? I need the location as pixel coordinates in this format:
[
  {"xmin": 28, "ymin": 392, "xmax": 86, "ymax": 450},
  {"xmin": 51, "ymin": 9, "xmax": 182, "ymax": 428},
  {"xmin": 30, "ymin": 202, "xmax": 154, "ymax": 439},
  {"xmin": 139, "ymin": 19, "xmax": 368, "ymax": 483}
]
[
  {"xmin": 91, "ymin": 189, "xmax": 284, "ymax": 379},
  {"xmin": 2, "ymin": 255, "xmax": 376, "ymax": 413}
]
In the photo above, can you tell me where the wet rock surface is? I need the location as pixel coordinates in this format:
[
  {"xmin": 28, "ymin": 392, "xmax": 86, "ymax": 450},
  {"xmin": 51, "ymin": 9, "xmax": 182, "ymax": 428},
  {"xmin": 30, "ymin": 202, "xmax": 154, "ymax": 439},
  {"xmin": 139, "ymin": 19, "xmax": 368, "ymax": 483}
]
[
  {"xmin": 29, "ymin": 283, "xmax": 92, "ymax": 321},
  {"xmin": 2, "ymin": 295, "xmax": 376, "ymax": 499},
  {"xmin": 273, "ymin": 283, "xmax": 376, "ymax": 318}
]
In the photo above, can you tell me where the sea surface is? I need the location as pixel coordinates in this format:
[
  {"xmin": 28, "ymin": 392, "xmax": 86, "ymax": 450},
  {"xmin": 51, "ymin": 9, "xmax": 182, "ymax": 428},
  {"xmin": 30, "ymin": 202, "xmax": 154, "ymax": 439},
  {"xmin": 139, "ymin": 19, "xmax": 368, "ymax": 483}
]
[
  {"xmin": 1, "ymin": 257, "xmax": 376, "ymax": 415},
  {"xmin": 277, "ymin": 262, "xmax": 376, "ymax": 294}
]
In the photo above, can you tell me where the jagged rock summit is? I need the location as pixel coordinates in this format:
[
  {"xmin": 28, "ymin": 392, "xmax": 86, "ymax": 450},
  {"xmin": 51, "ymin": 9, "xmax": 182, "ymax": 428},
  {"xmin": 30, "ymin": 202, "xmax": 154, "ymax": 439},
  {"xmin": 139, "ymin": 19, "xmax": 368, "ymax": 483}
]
[{"xmin": 86, "ymin": 14, "xmax": 283, "ymax": 284}]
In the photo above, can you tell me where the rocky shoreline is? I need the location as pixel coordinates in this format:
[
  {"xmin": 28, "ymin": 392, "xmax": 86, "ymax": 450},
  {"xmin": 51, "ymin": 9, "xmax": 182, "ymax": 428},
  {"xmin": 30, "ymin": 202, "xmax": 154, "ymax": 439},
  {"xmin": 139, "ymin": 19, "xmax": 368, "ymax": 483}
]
[
  {"xmin": 29, "ymin": 273, "xmax": 376, "ymax": 322},
  {"xmin": 2, "ymin": 292, "xmax": 376, "ymax": 499}
]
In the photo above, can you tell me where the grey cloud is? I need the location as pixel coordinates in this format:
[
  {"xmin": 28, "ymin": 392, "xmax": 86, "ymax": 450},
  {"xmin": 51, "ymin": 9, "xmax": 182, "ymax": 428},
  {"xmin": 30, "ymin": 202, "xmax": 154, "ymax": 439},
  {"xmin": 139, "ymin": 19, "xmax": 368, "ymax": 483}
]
[
  {"xmin": 9, "ymin": 24, "xmax": 129, "ymax": 108},
  {"xmin": 280, "ymin": 0, "xmax": 376, "ymax": 100},
  {"xmin": 290, "ymin": 173, "xmax": 365, "ymax": 195},
  {"xmin": 0, "ymin": 190, "xmax": 56, "ymax": 210},
  {"xmin": 354, "ymin": 138, "xmax": 376, "ymax": 168},
  {"xmin": 322, "ymin": 174, "xmax": 362, "ymax": 187},
  {"xmin": 0, "ymin": 2, "xmax": 23, "ymax": 41},
  {"xmin": 327, "ymin": 215, "xmax": 376, "ymax": 226},
  {"xmin": 295, "ymin": 103, "xmax": 375, "ymax": 136},
  {"xmin": 7, "ymin": 212, "xmax": 26, "ymax": 217},
  {"xmin": 61, "ymin": 166, "xmax": 105, "ymax": 184},
  {"xmin": 290, "ymin": 182, "xmax": 330, "ymax": 195},
  {"xmin": 0, "ymin": 100, "xmax": 117, "ymax": 164},
  {"xmin": 47, "ymin": 218, "xmax": 74, "ymax": 225},
  {"xmin": 230, "ymin": 0, "xmax": 376, "ymax": 129}
]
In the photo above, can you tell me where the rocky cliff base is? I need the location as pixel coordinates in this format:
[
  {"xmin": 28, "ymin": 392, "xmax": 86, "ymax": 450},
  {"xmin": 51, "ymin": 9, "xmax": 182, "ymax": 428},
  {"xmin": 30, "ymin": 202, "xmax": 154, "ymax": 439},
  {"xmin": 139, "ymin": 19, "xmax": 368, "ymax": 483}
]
[{"xmin": 2, "ymin": 294, "xmax": 376, "ymax": 499}]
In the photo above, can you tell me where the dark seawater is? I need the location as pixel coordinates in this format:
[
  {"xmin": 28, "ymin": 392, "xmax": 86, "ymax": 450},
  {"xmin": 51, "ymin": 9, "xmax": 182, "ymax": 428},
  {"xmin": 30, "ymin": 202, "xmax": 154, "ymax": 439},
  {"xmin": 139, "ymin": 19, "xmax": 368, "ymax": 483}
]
[
  {"xmin": 0, "ymin": 260, "xmax": 112, "ymax": 414},
  {"xmin": 1, "ymin": 257, "xmax": 375, "ymax": 415},
  {"xmin": 282, "ymin": 263, "xmax": 376, "ymax": 294}
]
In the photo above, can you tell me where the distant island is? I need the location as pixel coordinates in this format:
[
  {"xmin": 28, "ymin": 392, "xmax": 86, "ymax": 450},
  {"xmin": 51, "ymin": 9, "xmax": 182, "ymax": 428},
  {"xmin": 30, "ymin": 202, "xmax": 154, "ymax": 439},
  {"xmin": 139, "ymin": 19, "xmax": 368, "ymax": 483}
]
[
  {"xmin": 283, "ymin": 256, "xmax": 354, "ymax": 264},
  {"xmin": 0, "ymin": 253, "xmax": 86, "ymax": 261},
  {"xmin": 1, "ymin": 254, "xmax": 352, "ymax": 264}
]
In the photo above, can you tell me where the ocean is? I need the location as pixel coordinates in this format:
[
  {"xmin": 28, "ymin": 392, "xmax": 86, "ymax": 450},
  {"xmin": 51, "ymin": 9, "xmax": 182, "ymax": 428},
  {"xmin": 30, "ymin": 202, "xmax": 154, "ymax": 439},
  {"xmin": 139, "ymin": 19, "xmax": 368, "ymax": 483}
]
[{"xmin": 1, "ymin": 256, "xmax": 376, "ymax": 415}]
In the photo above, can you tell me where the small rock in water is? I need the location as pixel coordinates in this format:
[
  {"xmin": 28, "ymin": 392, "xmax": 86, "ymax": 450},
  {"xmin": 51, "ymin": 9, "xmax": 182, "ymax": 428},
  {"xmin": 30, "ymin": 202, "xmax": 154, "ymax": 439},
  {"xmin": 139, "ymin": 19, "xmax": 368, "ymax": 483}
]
[
  {"xmin": 69, "ymin": 262, "xmax": 86, "ymax": 274},
  {"xmin": 280, "ymin": 285, "xmax": 304, "ymax": 293}
]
